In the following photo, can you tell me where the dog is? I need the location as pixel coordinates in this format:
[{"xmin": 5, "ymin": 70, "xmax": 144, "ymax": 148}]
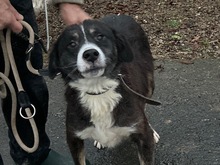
[{"xmin": 48, "ymin": 14, "xmax": 160, "ymax": 165}]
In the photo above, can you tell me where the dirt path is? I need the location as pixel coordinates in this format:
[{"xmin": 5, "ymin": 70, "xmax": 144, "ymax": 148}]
[{"xmin": 37, "ymin": 0, "xmax": 220, "ymax": 63}]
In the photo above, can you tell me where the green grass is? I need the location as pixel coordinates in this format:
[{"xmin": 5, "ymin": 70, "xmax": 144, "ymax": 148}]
[{"xmin": 167, "ymin": 19, "xmax": 181, "ymax": 29}]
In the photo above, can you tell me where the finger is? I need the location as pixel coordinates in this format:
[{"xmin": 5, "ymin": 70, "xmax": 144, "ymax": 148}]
[
  {"xmin": 59, "ymin": 3, "xmax": 91, "ymax": 25},
  {"xmin": 9, "ymin": 5, "xmax": 23, "ymax": 20},
  {"xmin": 9, "ymin": 17, "xmax": 23, "ymax": 33}
]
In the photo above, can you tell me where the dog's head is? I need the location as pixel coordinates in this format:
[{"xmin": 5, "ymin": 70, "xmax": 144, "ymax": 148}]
[{"xmin": 49, "ymin": 19, "xmax": 133, "ymax": 81}]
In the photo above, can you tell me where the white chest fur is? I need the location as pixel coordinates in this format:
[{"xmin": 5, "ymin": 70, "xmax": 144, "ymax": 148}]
[{"xmin": 69, "ymin": 77, "xmax": 136, "ymax": 147}]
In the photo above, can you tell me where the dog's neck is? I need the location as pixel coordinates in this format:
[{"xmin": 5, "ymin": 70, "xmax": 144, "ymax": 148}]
[
  {"xmin": 68, "ymin": 77, "xmax": 122, "ymax": 128},
  {"xmin": 68, "ymin": 77, "xmax": 119, "ymax": 95}
]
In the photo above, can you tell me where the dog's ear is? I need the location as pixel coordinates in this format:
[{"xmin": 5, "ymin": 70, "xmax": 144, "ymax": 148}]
[
  {"xmin": 48, "ymin": 40, "xmax": 61, "ymax": 79},
  {"xmin": 115, "ymin": 32, "xmax": 133, "ymax": 63}
]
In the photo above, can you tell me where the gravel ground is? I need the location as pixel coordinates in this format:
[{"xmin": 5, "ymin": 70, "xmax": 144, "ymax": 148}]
[{"xmin": 37, "ymin": 0, "xmax": 220, "ymax": 64}]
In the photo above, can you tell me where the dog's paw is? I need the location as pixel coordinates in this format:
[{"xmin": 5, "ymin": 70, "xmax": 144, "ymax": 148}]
[
  {"xmin": 94, "ymin": 140, "xmax": 105, "ymax": 149},
  {"xmin": 149, "ymin": 123, "xmax": 160, "ymax": 143},
  {"xmin": 153, "ymin": 129, "xmax": 160, "ymax": 143}
]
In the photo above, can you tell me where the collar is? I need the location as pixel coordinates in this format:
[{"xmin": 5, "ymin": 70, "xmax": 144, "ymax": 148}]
[{"xmin": 86, "ymin": 88, "xmax": 110, "ymax": 95}]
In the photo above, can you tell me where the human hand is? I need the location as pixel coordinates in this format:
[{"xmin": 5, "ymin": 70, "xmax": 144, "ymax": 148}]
[
  {"xmin": 0, "ymin": 0, "xmax": 23, "ymax": 33},
  {"xmin": 59, "ymin": 3, "xmax": 91, "ymax": 25}
]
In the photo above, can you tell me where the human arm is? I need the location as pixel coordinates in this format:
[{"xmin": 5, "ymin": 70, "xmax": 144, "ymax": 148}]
[
  {"xmin": 52, "ymin": 0, "xmax": 91, "ymax": 25},
  {"xmin": 0, "ymin": 0, "xmax": 23, "ymax": 33}
]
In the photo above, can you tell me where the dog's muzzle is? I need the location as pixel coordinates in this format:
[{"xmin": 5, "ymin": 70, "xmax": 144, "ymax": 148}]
[{"xmin": 77, "ymin": 43, "xmax": 106, "ymax": 78}]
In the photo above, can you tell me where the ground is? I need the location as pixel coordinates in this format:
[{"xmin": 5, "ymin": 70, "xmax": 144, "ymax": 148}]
[{"xmin": 37, "ymin": 0, "xmax": 220, "ymax": 64}]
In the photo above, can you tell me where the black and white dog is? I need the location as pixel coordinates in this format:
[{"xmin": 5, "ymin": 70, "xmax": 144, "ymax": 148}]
[{"xmin": 49, "ymin": 14, "xmax": 160, "ymax": 165}]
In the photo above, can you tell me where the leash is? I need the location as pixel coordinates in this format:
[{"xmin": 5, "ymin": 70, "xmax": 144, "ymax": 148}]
[
  {"xmin": 44, "ymin": 0, "xmax": 50, "ymax": 51},
  {"xmin": 0, "ymin": 21, "xmax": 42, "ymax": 153},
  {"xmin": 118, "ymin": 74, "xmax": 161, "ymax": 106}
]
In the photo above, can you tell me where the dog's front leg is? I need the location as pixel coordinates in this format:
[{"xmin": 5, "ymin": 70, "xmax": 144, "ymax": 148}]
[{"xmin": 67, "ymin": 135, "xmax": 86, "ymax": 165}]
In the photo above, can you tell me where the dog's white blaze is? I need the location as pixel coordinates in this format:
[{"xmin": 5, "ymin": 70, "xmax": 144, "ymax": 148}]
[
  {"xmin": 69, "ymin": 77, "xmax": 136, "ymax": 147},
  {"xmin": 80, "ymin": 25, "xmax": 88, "ymax": 43}
]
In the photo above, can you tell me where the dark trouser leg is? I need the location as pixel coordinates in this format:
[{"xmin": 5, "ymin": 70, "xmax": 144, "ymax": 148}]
[
  {"xmin": 0, "ymin": 155, "xmax": 3, "ymax": 165},
  {"xmin": 0, "ymin": 0, "xmax": 50, "ymax": 164}
]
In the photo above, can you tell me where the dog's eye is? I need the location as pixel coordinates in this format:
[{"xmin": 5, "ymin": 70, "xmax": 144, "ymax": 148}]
[
  {"xmin": 95, "ymin": 34, "xmax": 105, "ymax": 41},
  {"xmin": 68, "ymin": 41, "xmax": 77, "ymax": 48}
]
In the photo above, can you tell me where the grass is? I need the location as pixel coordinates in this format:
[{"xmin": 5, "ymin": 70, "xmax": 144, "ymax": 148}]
[{"xmin": 167, "ymin": 19, "xmax": 181, "ymax": 29}]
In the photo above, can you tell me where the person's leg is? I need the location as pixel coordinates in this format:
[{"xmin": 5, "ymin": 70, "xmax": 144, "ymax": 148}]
[
  {"xmin": 0, "ymin": 154, "xmax": 3, "ymax": 165},
  {"xmin": 0, "ymin": 99, "xmax": 3, "ymax": 165},
  {"xmin": 1, "ymin": 0, "xmax": 50, "ymax": 164}
]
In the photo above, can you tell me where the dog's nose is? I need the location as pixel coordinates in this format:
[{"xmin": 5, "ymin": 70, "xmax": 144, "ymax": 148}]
[{"xmin": 83, "ymin": 49, "xmax": 99, "ymax": 63}]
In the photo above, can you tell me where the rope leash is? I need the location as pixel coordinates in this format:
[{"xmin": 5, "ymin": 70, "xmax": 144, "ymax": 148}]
[
  {"xmin": 44, "ymin": 0, "xmax": 50, "ymax": 51},
  {"xmin": 0, "ymin": 21, "xmax": 41, "ymax": 153},
  {"xmin": 118, "ymin": 74, "xmax": 161, "ymax": 106}
]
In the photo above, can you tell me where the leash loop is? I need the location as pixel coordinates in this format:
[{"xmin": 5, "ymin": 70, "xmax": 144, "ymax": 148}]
[
  {"xmin": 19, "ymin": 21, "xmax": 41, "ymax": 76},
  {"xmin": 25, "ymin": 43, "xmax": 34, "ymax": 54},
  {"xmin": 0, "ymin": 21, "xmax": 40, "ymax": 153},
  {"xmin": 13, "ymin": 21, "xmax": 49, "ymax": 76},
  {"xmin": 19, "ymin": 104, "xmax": 36, "ymax": 120}
]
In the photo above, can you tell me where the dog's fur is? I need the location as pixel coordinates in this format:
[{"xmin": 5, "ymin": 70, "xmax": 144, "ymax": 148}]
[{"xmin": 49, "ymin": 14, "xmax": 158, "ymax": 165}]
